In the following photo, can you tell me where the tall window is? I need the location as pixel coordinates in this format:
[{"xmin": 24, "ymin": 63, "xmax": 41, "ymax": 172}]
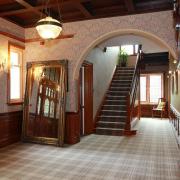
[
  {"xmin": 8, "ymin": 43, "xmax": 24, "ymax": 104},
  {"xmin": 140, "ymin": 74, "xmax": 163, "ymax": 104},
  {"xmin": 140, "ymin": 76, "xmax": 147, "ymax": 102},
  {"xmin": 120, "ymin": 44, "xmax": 139, "ymax": 55}
]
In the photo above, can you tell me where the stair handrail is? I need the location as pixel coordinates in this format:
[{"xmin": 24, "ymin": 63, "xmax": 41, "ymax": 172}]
[
  {"xmin": 129, "ymin": 45, "xmax": 142, "ymax": 105},
  {"xmin": 125, "ymin": 45, "xmax": 142, "ymax": 131}
]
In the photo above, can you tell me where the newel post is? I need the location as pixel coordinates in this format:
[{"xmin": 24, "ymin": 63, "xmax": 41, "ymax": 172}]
[{"xmin": 125, "ymin": 94, "xmax": 131, "ymax": 131}]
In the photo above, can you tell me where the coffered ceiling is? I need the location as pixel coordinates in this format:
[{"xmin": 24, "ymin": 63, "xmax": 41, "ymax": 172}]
[{"xmin": 0, "ymin": 0, "xmax": 173, "ymax": 28}]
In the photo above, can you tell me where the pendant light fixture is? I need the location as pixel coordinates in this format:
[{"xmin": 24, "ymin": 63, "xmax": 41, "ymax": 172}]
[{"xmin": 36, "ymin": 0, "xmax": 62, "ymax": 40}]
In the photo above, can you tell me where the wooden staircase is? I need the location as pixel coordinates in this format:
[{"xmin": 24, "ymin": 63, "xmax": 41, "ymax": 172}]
[
  {"xmin": 95, "ymin": 46, "xmax": 142, "ymax": 136},
  {"xmin": 96, "ymin": 66, "xmax": 135, "ymax": 136}
]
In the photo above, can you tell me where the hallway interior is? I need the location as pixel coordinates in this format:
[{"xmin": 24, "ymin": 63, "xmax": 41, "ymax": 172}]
[{"xmin": 0, "ymin": 118, "xmax": 179, "ymax": 180}]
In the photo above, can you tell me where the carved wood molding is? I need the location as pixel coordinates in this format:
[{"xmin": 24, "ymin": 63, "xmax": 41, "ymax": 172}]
[
  {"xmin": 25, "ymin": 34, "xmax": 75, "ymax": 43},
  {"xmin": 0, "ymin": 31, "xmax": 75, "ymax": 43}
]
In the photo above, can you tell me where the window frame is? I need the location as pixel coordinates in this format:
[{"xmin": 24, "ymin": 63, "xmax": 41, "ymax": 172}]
[
  {"xmin": 120, "ymin": 44, "xmax": 138, "ymax": 56},
  {"xmin": 140, "ymin": 75, "xmax": 148, "ymax": 103},
  {"xmin": 7, "ymin": 42, "xmax": 24, "ymax": 105},
  {"xmin": 140, "ymin": 73, "xmax": 164, "ymax": 104}
]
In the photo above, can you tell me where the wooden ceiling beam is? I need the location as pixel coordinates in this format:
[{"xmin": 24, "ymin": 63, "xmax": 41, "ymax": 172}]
[
  {"xmin": 124, "ymin": 0, "xmax": 135, "ymax": 12},
  {"xmin": 135, "ymin": 0, "xmax": 172, "ymax": 8},
  {"xmin": 74, "ymin": 3, "xmax": 93, "ymax": 18},
  {"xmin": 0, "ymin": 8, "xmax": 34, "ymax": 16},
  {"xmin": 14, "ymin": 0, "xmax": 45, "ymax": 16},
  {"xmin": 0, "ymin": 0, "xmax": 90, "ymax": 17}
]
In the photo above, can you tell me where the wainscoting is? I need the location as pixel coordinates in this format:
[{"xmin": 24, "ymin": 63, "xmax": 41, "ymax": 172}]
[
  {"xmin": 141, "ymin": 104, "xmax": 168, "ymax": 118},
  {"xmin": 169, "ymin": 105, "xmax": 180, "ymax": 146},
  {"xmin": 141, "ymin": 104, "xmax": 154, "ymax": 117},
  {"xmin": 0, "ymin": 111, "xmax": 23, "ymax": 147},
  {"xmin": 65, "ymin": 112, "xmax": 80, "ymax": 144},
  {"xmin": 0, "ymin": 111, "xmax": 81, "ymax": 147}
]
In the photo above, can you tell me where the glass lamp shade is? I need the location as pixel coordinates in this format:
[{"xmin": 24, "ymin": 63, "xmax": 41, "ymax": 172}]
[{"xmin": 36, "ymin": 16, "xmax": 62, "ymax": 39}]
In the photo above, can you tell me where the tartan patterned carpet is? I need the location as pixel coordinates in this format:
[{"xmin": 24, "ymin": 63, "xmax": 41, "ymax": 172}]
[{"xmin": 0, "ymin": 118, "xmax": 180, "ymax": 180}]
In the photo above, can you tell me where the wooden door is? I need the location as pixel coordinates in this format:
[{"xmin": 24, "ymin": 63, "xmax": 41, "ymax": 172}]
[{"xmin": 81, "ymin": 62, "xmax": 93, "ymax": 135}]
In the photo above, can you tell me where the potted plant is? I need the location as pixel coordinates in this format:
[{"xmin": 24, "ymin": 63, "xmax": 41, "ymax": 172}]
[{"xmin": 117, "ymin": 49, "xmax": 128, "ymax": 67}]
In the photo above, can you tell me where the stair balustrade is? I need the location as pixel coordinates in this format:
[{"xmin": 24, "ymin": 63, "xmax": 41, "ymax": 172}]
[{"xmin": 125, "ymin": 45, "xmax": 142, "ymax": 133}]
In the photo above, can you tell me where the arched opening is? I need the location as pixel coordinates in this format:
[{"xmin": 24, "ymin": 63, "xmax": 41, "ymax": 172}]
[
  {"xmin": 78, "ymin": 28, "xmax": 174, "ymax": 136},
  {"xmin": 73, "ymin": 29, "xmax": 177, "ymax": 80}
]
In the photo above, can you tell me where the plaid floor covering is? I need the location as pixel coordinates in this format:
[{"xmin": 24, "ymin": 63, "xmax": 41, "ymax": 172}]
[{"xmin": 0, "ymin": 118, "xmax": 180, "ymax": 180}]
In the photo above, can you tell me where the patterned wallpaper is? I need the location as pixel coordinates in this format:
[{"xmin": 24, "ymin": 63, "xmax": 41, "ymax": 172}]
[
  {"xmin": 0, "ymin": 11, "xmax": 176, "ymax": 112},
  {"xmin": 24, "ymin": 10, "xmax": 176, "ymax": 112},
  {"xmin": 0, "ymin": 19, "xmax": 24, "ymax": 113}
]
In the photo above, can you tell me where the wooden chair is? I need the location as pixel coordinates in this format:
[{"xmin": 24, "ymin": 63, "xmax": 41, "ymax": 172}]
[{"xmin": 152, "ymin": 98, "xmax": 166, "ymax": 119}]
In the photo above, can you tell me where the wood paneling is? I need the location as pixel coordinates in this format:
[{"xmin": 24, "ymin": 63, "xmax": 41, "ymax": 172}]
[
  {"xmin": 141, "ymin": 104, "xmax": 168, "ymax": 118},
  {"xmin": 0, "ymin": 0, "xmax": 172, "ymax": 27},
  {"xmin": 83, "ymin": 62, "xmax": 93, "ymax": 135},
  {"xmin": 141, "ymin": 104, "xmax": 154, "ymax": 117},
  {"xmin": 65, "ymin": 112, "xmax": 80, "ymax": 144},
  {"xmin": 0, "ymin": 111, "xmax": 23, "ymax": 147}
]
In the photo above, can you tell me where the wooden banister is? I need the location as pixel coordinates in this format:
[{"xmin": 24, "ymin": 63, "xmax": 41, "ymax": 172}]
[{"xmin": 125, "ymin": 45, "xmax": 142, "ymax": 132}]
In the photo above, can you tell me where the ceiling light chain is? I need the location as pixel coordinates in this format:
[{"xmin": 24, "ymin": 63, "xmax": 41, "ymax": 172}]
[{"xmin": 36, "ymin": 0, "xmax": 63, "ymax": 40}]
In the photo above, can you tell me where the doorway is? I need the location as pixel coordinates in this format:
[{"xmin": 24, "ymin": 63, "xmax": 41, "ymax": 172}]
[{"xmin": 80, "ymin": 61, "xmax": 94, "ymax": 136}]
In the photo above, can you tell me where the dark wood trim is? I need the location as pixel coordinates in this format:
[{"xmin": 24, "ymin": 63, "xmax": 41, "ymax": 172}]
[
  {"xmin": 25, "ymin": 34, "xmax": 75, "ymax": 43},
  {"xmin": 0, "ymin": 31, "xmax": 25, "ymax": 43},
  {"xmin": 7, "ymin": 42, "xmax": 24, "ymax": 106},
  {"xmin": 8, "ymin": 42, "xmax": 25, "ymax": 49},
  {"xmin": 65, "ymin": 111, "xmax": 80, "ymax": 144},
  {"xmin": 0, "ymin": 31, "xmax": 74, "ymax": 43},
  {"xmin": 82, "ymin": 62, "xmax": 93, "ymax": 135},
  {"xmin": 0, "ymin": 111, "xmax": 23, "ymax": 147},
  {"xmin": 0, "ymin": 110, "xmax": 22, "ymax": 117},
  {"xmin": 74, "ymin": 2, "xmax": 93, "ymax": 18},
  {"xmin": 7, "ymin": 102, "xmax": 23, "ymax": 106},
  {"xmin": 124, "ymin": 0, "xmax": 135, "ymax": 12},
  {"xmin": 14, "ymin": 0, "xmax": 46, "ymax": 17}
]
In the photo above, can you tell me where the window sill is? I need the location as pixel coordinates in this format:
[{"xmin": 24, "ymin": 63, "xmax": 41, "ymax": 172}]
[
  {"xmin": 7, "ymin": 102, "xmax": 23, "ymax": 106},
  {"xmin": 140, "ymin": 102, "xmax": 158, "ymax": 105}
]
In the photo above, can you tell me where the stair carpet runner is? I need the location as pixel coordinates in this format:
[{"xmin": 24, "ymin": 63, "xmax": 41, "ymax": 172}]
[{"xmin": 96, "ymin": 66, "xmax": 135, "ymax": 136}]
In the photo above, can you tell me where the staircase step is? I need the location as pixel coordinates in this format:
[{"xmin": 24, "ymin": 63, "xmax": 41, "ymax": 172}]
[
  {"xmin": 103, "ymin": 105, "xmax": 126, "ymax": 111},
  {"xmin": 97, "ymin": 121, "xmax": 125, "ymax": 129},
  {"xmin": 116, "ymin": 68, "xmax": 134, "ymax": 71},
  {"xmin": 110, "ymin": 87, "xmax": 130, "ymax": 91},
  {"xmin": 104, "ymin": 100, "xmax": 126, "ymax": 105},
  {"xmin": 106, "ymin": 94, "xmax": 126, "ymax": 97},
  {"xmin": 107, "ymin": 91, "xmax": 129, "ymax": 96},
  {"xmin": 116, "ymin": 66, "xmax": 134, "ymax": 69},
  {"xmin": 101, "ymin": 110, "xmax": 127, "ymax": 116},
  {"xmin": 112, "ymin": 80, "xmax": 132, "ymax": 82},
  {"xmin": 113, "ymin": 76, "xmax": 133, "ymax": 80},
  {"xmin": 96, "ymin": 65, "xmax": 135, "ymax": 136},
  {"xmin": 110, "ymin": 83, "xmax": 131, "ymax": 87},
  {"xmin": 99, "ymin": 115, "xmax": 127, "ymax": 122},
  {"xmin": 115, "ymin": 72, "xmax": 134, "ymax": 75},
  {"xmin": 96, "ymin": 127, "xmax": 124, "ymax": 136},
  {"xmin": 106, "ymin": 95, "xmax": 126, "ymax": 100}
]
